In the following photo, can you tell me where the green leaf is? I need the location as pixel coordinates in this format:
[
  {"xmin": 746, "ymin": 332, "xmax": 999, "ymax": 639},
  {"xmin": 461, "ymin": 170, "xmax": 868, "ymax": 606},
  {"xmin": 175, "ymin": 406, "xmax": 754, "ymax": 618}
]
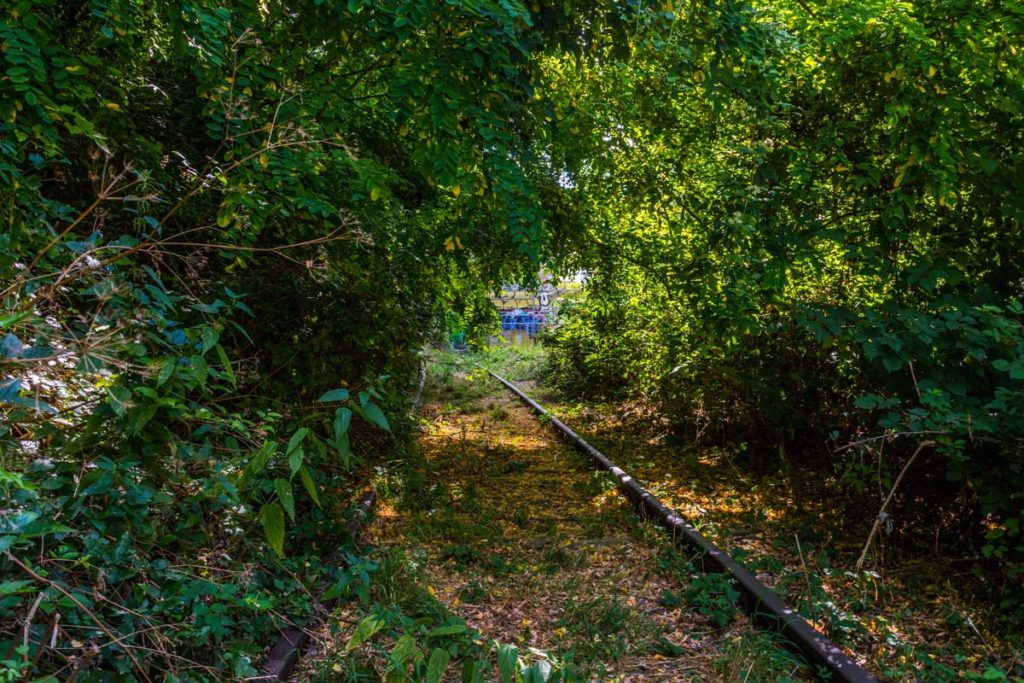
[
  {"xmin": 521, "ymin": 663, "xmax": 549, "ymax": 683},
  {"xmin": 354, "ymin": 401, "xmax": 390, "ymax": 432},
  {"xmin": 288, "ymin": 447, "xmax": 304, "ymax": 476},
  {"xmin": 0, "ymin": 579, "xmax": 34, "ymax": 596},
  {"xmin": 854, "ymin": 395, "xmax": 879, "ymax": 409},
  {"xmin": 0, "ymin": 311, "xmax": 30, "ymax": 329},
  {"xmin": 318, "ymin": 388, "xmax": 350, "ymax": 403},
  {"xmin": 388, "ymin": 634, "xmax": 416, "ymax": 667},
  {"xmin": 461, "ymin": 659, "xmax": 482, "ymax": 683},
  {"xmin": 260, "ymin": 503, "xmax": 285, "ymax": 557},
  {"xmin": 336, "ymin": 433, "xmax": 351, "ymax": 468},
  {"xmin": 274, "ymin": 478, "xmax": 295, "ymax": 521},
  {"xmin": 334, "ymin": 407, "xmax": 353, "ymax": 441},
  {"xmin": 298, "ymin": 466, "xmax": 321, "ymax": 508},
  {"xmin": 241, "ymin": 442, "xmax": 277, "ymax": 486},
  {"xmin": 108, "ymin": 386, "xmax": 131, "ymax": 417},
  {"xmin": 287, "ymin": 428, "xmax": 309, "ymax": 455},
  {"xmin": 426, "ymin": 648, "xmax": 450, "ymax": 683},
  {"xmin": 200, "ymin": 326, "xmax": 219, "ymax": 354},
  {"xmin": 344, "ymin": 614, "xmax": 384, "ymax": 654},
  {"xmin": 215, "ymin": 344, "xmax": 236, "ymax": 385},
  {"xmin": 498, "ymin": 644, "xmax": 518, "ymax": 683},
  {"xmin": 426, "ymin": 624, "xmax": 467, "ymax": 637},
  {"xmin": 156, "ymin": 359, "xmax": 175, "ymax": 387}
]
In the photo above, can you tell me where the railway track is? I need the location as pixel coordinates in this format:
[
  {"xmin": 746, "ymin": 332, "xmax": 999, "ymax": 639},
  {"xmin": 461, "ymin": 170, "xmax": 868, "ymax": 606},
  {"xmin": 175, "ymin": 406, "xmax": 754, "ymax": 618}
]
[
  {"xmin": 484, "ymin": 368, "xmax": 879, "ymax": 683},
  {"xmin": 260, "ymin": 361, "xmax": 880, "ymax": 681}
]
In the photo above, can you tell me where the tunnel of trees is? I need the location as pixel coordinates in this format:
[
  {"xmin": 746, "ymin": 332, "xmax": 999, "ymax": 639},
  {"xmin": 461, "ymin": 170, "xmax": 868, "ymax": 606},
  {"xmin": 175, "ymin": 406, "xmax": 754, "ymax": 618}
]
[{"xmin": 1, "ymin": 0, "xmax": 1021, "ymax": 680}]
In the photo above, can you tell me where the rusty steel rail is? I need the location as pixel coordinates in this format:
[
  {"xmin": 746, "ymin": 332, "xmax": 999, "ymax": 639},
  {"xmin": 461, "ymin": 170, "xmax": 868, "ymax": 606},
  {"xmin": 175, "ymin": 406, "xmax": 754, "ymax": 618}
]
[{"xmin": 486, "ymin": 369, "xmax": 880, "ymax": 683}]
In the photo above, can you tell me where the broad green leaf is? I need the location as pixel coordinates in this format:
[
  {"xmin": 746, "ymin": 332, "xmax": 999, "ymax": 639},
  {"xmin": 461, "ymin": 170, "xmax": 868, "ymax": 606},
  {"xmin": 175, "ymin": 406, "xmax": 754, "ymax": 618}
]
[
  {"xmin": 853, "ymin": 395, "xmax": 879, "ymax": 409},
  {"xmin": 200, "ymin": 326, "xmax": 219, "ymax": 354},
  {"xmin": 241, "ymin": 442, "xmax": 277, "ymax": 486},
  {"xmin": 334, "ymin": 407, "xmax": 353, "ymax": 441},
  {"xmin": 461, "ymin": 659, "xmax": 482, "ymax": 683},
  {"xmin": 298, "ymin": 466, "xmax": 321, "ymax": 508},
  {"xmin": 343, "ymin": 614, "xmax": 384, "ymax": 654},
  {"xmin": 498, "ymin": 644, "xmax": 518, "ymax": 683},
  {"xmin": 426, "ymin": 624, "xmax": 467, "ymax": 637},
  {"xmin": 388, "ymin": 634, "xmax": 416, "ymax": 667},
  {"xmin": 215, "ymin": 344, "xmax": 236, "ymax": 385},
  {"xmin": 287, "ymin": 428, "xmax": 309, "ymax": 455},
  {"xmin": 274, "ymin": 478, "xmax": 295, "ymax": 521},
  {"xmin": 156, "ymin": 359, "xmax": 175, "ymax": 387},
  {"xmin": 260, "ymin": 503, "xmax": 285, "ymax": 557},
  {"xmin": 426, "ymin": 648, "xmax": 450, "ymax": 683},
  {"xmin": 129, "ymin": 402, "xmax": 158, "ymax": 435},
  {"xmin": 318, "ymin": 388, "xmax": 350, "ymax": 403},
  {"xmin": 521, "ymin": 663, "xmax": 549, "ymax": 683},
  {"xmin": 0, "ymin": 378, "xmax": 21, "ymax": 404},
  {"xmin": 336, "ymin": 433, "xmax": 351, "ymax": 468},
  {"xmin": 353, "ymin": 402, "xmax": 390, "ymax": 432},
  {"xmin": 108, "ymin": 386, "xmax": 131, "ymax": 417},
  {"xmin": 0, "ymin": 579, "xmax": 34, "ymax": 596},
  {"xmin": 288, "ymin": 447, "xmax": 304, "ymax": 476},
  {"xmin": 0, "ymin": 311, "xmax": 30, "ymax": 329}
]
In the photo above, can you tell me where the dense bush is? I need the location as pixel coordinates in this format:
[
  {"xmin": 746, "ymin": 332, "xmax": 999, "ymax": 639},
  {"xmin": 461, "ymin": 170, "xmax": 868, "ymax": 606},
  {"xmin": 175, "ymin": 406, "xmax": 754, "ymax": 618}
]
[
  {"xmin": 0, "ymin": 0, "xmax": 602, "ymax": 677},
  {"xmin": 2, "ymin": 0, "xmax": 1021, "ymax": 677},
  {"xmin": 541, "ymin": 0, "xmax": 1024, "ymax": 608}
]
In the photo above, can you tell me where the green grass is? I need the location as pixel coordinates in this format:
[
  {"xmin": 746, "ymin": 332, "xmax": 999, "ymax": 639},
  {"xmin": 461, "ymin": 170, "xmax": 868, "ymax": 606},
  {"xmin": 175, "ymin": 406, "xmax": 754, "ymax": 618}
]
[
  {"xmin": 713, "ymin": 631, "xmax": 811, "ymax": 682},
  {"xmin": 476, "ymin": 344, "xmax": 549, "ymax": 382},
  {"xmin": 541, "ymin": 543, "xmax": 585, "ymax": 572},
  {"xmin": 556, "ymin": 594, "xmax": 665, "ymax": 664},
  {"xmin": 372, "ymin": 546, "xmax": 427, "ymax": 608}
]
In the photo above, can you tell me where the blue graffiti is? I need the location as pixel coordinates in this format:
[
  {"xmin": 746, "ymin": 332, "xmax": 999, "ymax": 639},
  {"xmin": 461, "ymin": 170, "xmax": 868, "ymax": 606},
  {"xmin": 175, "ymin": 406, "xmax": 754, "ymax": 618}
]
[{"xmin": 499, "ymin": 309, "xmax": 546, "ymax": 336}]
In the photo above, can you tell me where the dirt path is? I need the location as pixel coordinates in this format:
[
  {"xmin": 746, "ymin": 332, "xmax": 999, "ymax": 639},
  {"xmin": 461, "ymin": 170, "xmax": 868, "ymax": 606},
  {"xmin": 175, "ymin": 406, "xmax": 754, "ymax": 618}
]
[{"xmin": 354, "ymin": 364, "xmax": 807, "ymax": 681}]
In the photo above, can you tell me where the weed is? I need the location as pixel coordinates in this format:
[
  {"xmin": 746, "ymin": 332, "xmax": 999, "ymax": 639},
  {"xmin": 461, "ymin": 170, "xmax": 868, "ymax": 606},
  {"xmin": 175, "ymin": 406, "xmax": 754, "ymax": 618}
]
[
  {"xmin": 542, "ymin": 543, "xmax": 583, "ymax": 570},
  {"xmin": 477, "ymin": 345, "xmax": 549, "ymax": 382},
  {"xmin": 659, "ymin": 588, "xmax": 683, "ymax": 608},
  {"xmin": 412, "ymin": 510, "xmax": 500, "ymax": 546},
  {"xmin": 571, "ymin": 470, "xmax": 615, "ymax": 498},
  {"xmin": 458, "ymin": 579, "xmax": 488, "ymax": 603},
  {"xmin": 557, "ymin": 595, "xmax": 663, "ymax": 663},
  {"xmin": 579, "ymin": 503, "xmax": 636, "ymax": 538},
  {"xmin": 312, "ymin": 655, "xmax": 377, "ymax": 682},
  {"xmin": 713, "ymin": 631, "xmax": 810, "ymax": 682},
  {"xmin": 486, "ymin": 553, "xmax": 514, "ymax": 575},
  {"xmin": 398, "ymin": 462, "xmax": 452, "ymax": 512},
  {"xmin": 372, "ymin": 548, "xmax": 424, "ymax": 607},
  {"xmin": 511, "ymin": 506, "xmax": 531, "ymax": 527},
  {"xmin": 656, "ymin": 545, "xmax": 701, "ymax": 580},
  {"xmin": 502, "ymin": 459, "xmax": 530, "ymax": 475},
  {"xmin": 442, "ymin": 544, "xmax": 483, "ymax": 567},
  {"xmin": 684, "ymin": 572, "xmax": 740, "ymax": 627},
  {"xmin": 532, "ymin": 516, "xmax": 559, "ymax": 535}
]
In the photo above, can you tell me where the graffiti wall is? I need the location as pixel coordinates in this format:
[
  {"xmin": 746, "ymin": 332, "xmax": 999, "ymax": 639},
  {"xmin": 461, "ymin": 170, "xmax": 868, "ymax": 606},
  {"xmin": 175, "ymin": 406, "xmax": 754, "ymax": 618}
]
[{"xmin": 490, "ymin": 273, "xmax": 582, "ymax": 344}]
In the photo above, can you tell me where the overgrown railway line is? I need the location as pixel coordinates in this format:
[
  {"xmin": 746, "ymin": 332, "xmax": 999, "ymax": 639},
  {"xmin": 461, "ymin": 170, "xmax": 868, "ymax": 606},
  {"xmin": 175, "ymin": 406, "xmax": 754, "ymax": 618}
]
[
  {"xmin": 484, "ymin": 368, "xmax": 879, "ymax": 683},
  {"xmin": 289, "ymin": 360, "xmax": 884, "ymax": 681}
]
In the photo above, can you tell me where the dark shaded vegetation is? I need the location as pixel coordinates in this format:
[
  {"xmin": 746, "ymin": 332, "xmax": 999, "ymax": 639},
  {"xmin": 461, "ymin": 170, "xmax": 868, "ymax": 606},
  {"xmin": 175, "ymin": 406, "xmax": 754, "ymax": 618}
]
[
  {"xmin": 539, "ymin": 0, "xmax": 1024, "ymax": 633},
  {"xmin": 1, "ymin": 0, "xmax": 1022, "ymax": 680},
  {"xmin": 0, "ymin": 1, "xmax": 594, "ymax": 678}
]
